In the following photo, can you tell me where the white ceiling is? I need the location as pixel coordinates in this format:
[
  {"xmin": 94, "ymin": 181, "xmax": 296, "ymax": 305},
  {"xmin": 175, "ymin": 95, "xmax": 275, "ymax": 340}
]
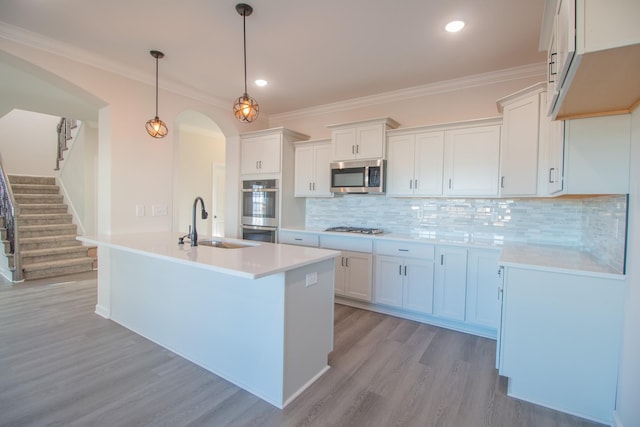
[{"xmin": 0, "ymin": 0, "xmax": 548, "ymax": 116}]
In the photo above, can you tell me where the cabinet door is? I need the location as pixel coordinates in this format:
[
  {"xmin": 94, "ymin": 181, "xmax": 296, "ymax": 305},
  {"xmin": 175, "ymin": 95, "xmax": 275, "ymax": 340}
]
[
  {"xmin": 545, "ymin": 118, "xmax": 565, "ymax": 195},
  {"xmin": 257, "ymin": 134, "xmax": 282, "ymax": 174},
  {"xmin": 344, "ymin": 251, "xmax": 372, "ymax": 301},
  {"xmin": 564, "ymin": 114, "xmax": 630, "ymax": 194},
  {"xmin": 313, "ymin": 144, "xmax": 333, "ymax": 197},
  {"xmin": 414, "ymin": 131, "xmax": 445, "ymax": 196},
  {"xmin": 294, "ymin": 146, "xmax": 315, "ymax": 196},
  {"xmin": 403, "ymin": 258, "xmax": 435, "ymax": 315},
  {"xmin": 332, "ymin": 128, "xmax": 357, "ymax": 160},
  {"xmin": 387, "ymin": 135, "xmax": 416, "ymax": 196},
  {"xmin": 241, "ymin": 134, "xmax": 281, "ymax": 174},
  {"xmin": 374, "ymin": 255, "xmax": 404, "ymax": 308},
  {"xmin": 465, "ymin": 249, "xmax": 500, "ymax": 329},
  {"xmin": 555, "ymin": 0, "xmax": 575, "ymax": 88},
  {"xmin": 356, "ymin": 124, "xmax": 384, "ymax": 159},
  {"xmin": 434, "ymin": 246, "xmax": 468, "ymax": 321},
  {"xmin": 444, "ymin": 126, "xmax": 500, "ymax": 196},
  {"xmin": 241, "ymin": 137, "xmax": 262, "ymax": 174},
  {"xmin": 334, "ymin": 254, "xmax": 347, "ymax": 296},
  {"xmin": 500, "ymin": 95, "xmax": 540, "ymax": 196}
]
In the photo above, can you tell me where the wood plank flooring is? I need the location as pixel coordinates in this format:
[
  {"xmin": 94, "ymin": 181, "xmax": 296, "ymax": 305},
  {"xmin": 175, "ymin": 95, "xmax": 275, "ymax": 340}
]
[{"xmin": 0, "ymin": 273, "xmax": 604, "ymax": 427}]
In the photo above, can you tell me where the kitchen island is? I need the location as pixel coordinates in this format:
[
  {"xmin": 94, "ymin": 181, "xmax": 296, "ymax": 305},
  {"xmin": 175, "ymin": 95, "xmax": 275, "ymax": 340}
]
[{"xmin": 78, "ymin": 232, "xmax": 340, "ymax": 409}]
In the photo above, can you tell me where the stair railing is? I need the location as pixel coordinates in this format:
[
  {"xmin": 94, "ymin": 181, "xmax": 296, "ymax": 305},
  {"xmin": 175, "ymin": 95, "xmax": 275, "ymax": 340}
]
[
  {"xmin": 55, "ymin": 118, "xmax": 77, "ymax": 171},
  {"xmin": 0, "ymin": 152, "xmax": 21, "ymax": 281}
]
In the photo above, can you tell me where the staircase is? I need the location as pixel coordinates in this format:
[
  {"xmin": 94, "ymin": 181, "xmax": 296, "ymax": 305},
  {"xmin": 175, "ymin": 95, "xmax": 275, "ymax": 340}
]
[{"xmin": 4, "ymin": 175, "xmax": 96, "ymax": 280}]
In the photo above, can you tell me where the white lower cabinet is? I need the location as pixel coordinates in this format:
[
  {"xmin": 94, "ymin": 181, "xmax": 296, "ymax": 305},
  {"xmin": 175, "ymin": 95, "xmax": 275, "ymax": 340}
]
[
  {"xmin": 465, "ymin": 248, "xmax": 500, "ymax": 329},
  {"xmin": 334, "ymin": 251, "xmax": 372, "ymax": 301},
  {"xmin": 374, "ymin": 256, "xmax": 434, "ymax": 314},
  {"xmin": 433, "ymin": 246, "xmax": 468, "ymax": 321},
  {"xmin": 499, "ymin": 266, "xmax": 625, "ymax": 424}
]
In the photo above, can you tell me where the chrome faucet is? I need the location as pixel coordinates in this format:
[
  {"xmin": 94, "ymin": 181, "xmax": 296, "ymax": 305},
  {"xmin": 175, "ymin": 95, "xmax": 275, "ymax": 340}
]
[{"xmin": 190, "ymin": 196, "xmax": 208, "ymax": 246}]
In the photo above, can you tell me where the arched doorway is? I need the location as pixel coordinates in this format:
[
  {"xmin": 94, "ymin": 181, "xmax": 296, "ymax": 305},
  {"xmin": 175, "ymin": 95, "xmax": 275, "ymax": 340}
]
[{"xmin": 173, "ymin": 111, "xmax": 226, "ymax": 237}]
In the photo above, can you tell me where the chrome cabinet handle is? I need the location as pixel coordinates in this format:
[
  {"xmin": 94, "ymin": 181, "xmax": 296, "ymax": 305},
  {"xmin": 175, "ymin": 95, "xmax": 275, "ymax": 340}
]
[
  {"xmin": 448, "ymin": 179, "xmax": 452, "ymax": 189},
  {"xmin": 399, "ymin": 265, "xmax": 402, "ymax": 275},
  {"xmin": 501, "ymin": 176, "xmax": 505, "ymax": 188},
  {"xmin": 440, "ymin": 254, "xmax": 444, "ymax": 265},
  {"xmin": 404, "ymin": 265, "xmax": 407, "ymax": 276},
  {"xmin": 414, "ymin": 179, "xmax": 418, "ymax": 190},
  {"xmin": 409, "ymin": 180, "xmax": 412, "ymax": 189},
  {"xmin": 549, "ymin": 167, "xmax": 556, "ymax": 183}
]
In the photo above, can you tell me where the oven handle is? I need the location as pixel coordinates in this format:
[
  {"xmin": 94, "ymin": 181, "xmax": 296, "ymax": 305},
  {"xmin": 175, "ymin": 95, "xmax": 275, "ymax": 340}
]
[
  {"xmin": 242, "ymin": 225, "xmax": 278, "ymax": 231},
  {"xmin": 242, "ymin": 188, "xmax": 278, "ymax": 193}
]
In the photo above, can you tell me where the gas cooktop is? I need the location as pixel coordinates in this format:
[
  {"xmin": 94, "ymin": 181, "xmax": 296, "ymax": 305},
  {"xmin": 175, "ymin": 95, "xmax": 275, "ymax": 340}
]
[{"xmin": 325, "ymin": 226, "xmax": 384, "ymax": 235}]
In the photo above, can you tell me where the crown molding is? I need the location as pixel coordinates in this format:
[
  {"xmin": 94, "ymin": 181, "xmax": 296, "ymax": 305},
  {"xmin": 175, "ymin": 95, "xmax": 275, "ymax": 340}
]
[
  {"xmin": 270, "ymin": 62, "xmax": 547, "ymax": 122},
  {"xmin": 0, "ymin": 21, "xmax": 231, "ymax": 111}
]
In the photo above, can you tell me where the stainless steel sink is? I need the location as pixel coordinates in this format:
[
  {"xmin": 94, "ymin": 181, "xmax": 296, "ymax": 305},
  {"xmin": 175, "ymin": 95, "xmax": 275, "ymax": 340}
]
[{"xmin": 197, "ymin": 240, "xmax": 251, "ymax": 249}]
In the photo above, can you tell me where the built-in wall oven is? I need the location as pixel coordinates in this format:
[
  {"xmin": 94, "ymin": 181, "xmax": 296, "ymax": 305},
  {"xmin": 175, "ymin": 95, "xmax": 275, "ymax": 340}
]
[{"xmin": 241, "ymin": 179, "xmax": 278, "ymax": 243}]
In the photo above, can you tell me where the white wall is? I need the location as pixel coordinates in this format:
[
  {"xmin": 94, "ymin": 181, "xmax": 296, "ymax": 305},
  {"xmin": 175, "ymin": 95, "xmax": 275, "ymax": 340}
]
[
  {"xmin": 59, "ymin": 122, "xmax": 99, "ymax": 235},
  {"xmin": 173, "ymin": 125, "xmax": 225, "ymax": 236},
  {"xmin": 0, "ymin": 109, "xmax": 59, "ymax": 175},
  {"xmin": 615, "ymin": 106, "xmax": 640, "ymax": 427},
  {"xmin": 269, "ymin": 70, "xmax": 545, "ymax": 138}
]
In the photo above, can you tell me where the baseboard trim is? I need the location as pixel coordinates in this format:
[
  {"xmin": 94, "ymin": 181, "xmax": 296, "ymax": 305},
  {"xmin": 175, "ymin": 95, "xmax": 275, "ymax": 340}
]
[
  {"xmin": 94, "ymin": 304, "xmax": 110, "ymax": 319},
  {"xmin": 612, "ymin": 410, "xmax": 623, "ymax": 427}
]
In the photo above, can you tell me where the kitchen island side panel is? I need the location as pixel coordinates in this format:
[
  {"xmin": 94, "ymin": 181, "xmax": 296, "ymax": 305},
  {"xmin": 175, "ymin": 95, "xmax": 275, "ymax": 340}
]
[
  {"xmin": 283, "ymin": 258, "xmax": 335, "ymax": 403},
  {"xmin": 108, "ymin": 249, "xmax": 286, "ymax": 407}
]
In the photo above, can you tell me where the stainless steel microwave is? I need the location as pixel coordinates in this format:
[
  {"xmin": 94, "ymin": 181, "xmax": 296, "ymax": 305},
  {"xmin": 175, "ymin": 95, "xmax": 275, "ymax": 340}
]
[{"xmin": 330, "ymin": 159, "xmax": 385, "ymax": 193}]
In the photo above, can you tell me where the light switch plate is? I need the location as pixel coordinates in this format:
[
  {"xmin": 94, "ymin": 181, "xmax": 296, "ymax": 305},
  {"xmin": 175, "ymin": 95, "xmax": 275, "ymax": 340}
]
[
  {"xmin": 135, "ymin": 205, "xmax": 145, "ymax": 217},
  {"xmin": 305, "ymin": 272, "xmax": 318, "ymax": 287}
]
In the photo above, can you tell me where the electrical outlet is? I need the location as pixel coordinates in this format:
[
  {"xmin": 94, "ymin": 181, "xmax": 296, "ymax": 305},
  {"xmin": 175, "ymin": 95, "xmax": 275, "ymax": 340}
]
[
  {"xmin": 305, "ymin": 272, "xmax": 318, "ymax": 287},
  {"xmin": 152, "ymin": 204, "xmax": 168, "ymax": 216},
  {"xmin": 135, "ymin": 204, "xmax": 145, "ymax": 217}
]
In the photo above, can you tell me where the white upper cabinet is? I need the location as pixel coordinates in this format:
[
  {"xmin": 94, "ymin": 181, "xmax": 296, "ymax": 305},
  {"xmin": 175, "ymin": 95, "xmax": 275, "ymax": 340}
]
[
  {"xmin": 294, "ymin": 140, "xmax": 333, "ymax": 197},
  {"xmin": 328, "ymin": 117, "xmax": 399, "ymax": 161},
  {"xmin": 543, "ymin": 0, "xmax": 640, "ymax": 119},
  {"xmin": 240, "ymin": 127, "xmax": 309, "ymax": 176},
  {"xmin": 498, "ymin": 92, "xmax": 541, "ymax": 196},
  {"xmin": 444, "ymin": 124, "xmax": 501, "ymax": 197},
  {"xmin": 564, "ymin": 114, "xmax": 631, "ymax": 194},
  {"xmin": 241, "ymin": 133, "xmax": 282, "ymax": 175},
  {"xmin": 387, "ymin": 131, "xmax": 444, "ymax": 197}
]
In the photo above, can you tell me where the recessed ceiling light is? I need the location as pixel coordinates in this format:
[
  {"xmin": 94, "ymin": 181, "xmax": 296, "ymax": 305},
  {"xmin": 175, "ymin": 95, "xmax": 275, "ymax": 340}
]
[
  {"xmin": 255, "ymin": 79, "xmax": 268, "ymax": 87},
  {"xmin": 445, "ymin": 20, "xmax": 465, "ymax": 33}
]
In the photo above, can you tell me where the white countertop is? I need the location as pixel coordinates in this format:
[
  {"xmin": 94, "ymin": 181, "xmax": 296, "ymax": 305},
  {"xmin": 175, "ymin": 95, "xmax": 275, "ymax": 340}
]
[
  {"xmin": 498, "ymin": 243, "xmax": 624, "ymax": 279},
  {"xmin": 79, "ymin": 232, "xmax": 340, "ymax": 280},
  {"xmin": 280, "ymin": 227, "xmax": 625, "ymax": 278}
]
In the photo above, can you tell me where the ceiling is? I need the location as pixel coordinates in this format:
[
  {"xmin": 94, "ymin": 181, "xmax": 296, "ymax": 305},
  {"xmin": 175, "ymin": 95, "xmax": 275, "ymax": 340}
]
[{"xmin": 0, "ymin": 0, "xmax": 547, "ymax": 116}]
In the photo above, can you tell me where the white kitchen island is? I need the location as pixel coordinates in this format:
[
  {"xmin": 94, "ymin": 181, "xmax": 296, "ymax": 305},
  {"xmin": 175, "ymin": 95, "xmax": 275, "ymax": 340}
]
[{"xmin": 79, "ymin": 232, "xmax": 339, "ymax": 409}]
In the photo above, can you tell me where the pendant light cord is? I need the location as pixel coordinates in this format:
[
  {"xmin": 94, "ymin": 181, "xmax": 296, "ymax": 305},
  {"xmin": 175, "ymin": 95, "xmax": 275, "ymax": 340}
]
[
  {"xmin": 155, "ymin": 56, "xmax": 159, "ymax": 117},
  {"xmin": 242, "ymin": 9, "xmax": 248, "ymax": 95}
]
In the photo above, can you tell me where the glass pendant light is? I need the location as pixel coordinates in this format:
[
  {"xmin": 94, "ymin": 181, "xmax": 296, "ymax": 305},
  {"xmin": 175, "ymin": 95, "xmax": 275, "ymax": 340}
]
[
  {"xmin": 146, "ymin": 50, "xmax": 168, "ymax": 138},
  {"xmin": 233, "ymin": 3, "xmax": 259, "ymax": 123}
]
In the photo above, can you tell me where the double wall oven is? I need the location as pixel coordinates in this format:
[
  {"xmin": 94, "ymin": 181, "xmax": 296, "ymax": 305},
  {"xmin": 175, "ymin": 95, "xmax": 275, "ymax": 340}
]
[{"xmin": 241, "ymin": 179, "xmax": 278, "ymax": 243}]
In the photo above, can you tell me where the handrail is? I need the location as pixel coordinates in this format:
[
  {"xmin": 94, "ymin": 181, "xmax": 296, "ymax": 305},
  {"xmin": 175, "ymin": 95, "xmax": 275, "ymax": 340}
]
[
  {"xmin": 0, "ymin": 152, "xmax": 21, "ymax": 281},
  {"xmin": 55, "ymin": 118, "xmax": 77, "ymax": 171}
]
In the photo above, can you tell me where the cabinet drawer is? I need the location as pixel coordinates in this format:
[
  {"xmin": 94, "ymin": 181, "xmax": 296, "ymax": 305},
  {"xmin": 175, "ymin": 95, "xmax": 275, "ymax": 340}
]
[
  {"xmin": 319, "ymin": 235, "xmax": 373, "ymax": 253},
  {"xmin": 278, "ymin": 231, "xmax": 319, "ymax": 247},
  {"xmin": 375, "ymin": 240, "xmax": 435, "ymax": 259}
]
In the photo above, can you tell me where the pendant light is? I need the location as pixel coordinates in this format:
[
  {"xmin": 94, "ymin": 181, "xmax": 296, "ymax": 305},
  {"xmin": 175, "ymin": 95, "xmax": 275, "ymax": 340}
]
[
  {"xmin": 233, "ymin": 3, "xmax": 259, "ymax": 123},
  {"xmin": 145, "ymin": 50, "xmax": 168, "ymax": 138}
]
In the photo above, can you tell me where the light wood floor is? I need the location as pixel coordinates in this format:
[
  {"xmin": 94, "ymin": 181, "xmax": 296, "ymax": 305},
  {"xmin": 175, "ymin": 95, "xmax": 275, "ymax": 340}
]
[{"xmin": 0, "ymin": 273, "xmax": 604, "ymax": 427}]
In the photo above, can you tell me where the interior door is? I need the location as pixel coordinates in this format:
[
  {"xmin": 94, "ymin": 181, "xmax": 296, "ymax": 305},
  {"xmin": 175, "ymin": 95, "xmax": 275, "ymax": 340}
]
[{"xmin": 211, "ymin": 162, "xmax": 225, "ymax": 236}]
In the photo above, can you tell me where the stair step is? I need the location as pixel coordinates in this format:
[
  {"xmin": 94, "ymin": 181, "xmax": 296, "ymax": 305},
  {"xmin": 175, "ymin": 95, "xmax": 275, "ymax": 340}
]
[
  {"xmin": 22, "ymin": 257, "xmax": 95, "ymax": 280},
  {"xmin": 21, "ymin": 246, "xmax": 91, "ymax": 265},
  {"xmin": 17, "ymin": 213, "xmax": 73, "ymax": 226},
  {"xmin": 18, "ymin": 224, "xmax": 77, "ymax": 238},
  {"xmin": 11, "ymin": 183, "xmax": 60, "ymax": 195},
  {"xmin": 19, "ymin": 234, "xmax": 82, "ymax": 251},
  {"xmin": 8, "ymin": 175, "xmax": 56, "ymax": 186},
  {"xmin": 18, "ymin": 204, "xmax": 68, "ymax": 215},
  {"xmin": 14, "ymin": 194, "xmax": 64, "ymax": 205}
]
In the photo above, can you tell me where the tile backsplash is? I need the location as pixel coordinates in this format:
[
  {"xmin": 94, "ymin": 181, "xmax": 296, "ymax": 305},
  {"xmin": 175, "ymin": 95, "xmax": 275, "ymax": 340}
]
[{"xmin": 305, "ymin": 194, "xmax": 628, "ymax": 273}]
